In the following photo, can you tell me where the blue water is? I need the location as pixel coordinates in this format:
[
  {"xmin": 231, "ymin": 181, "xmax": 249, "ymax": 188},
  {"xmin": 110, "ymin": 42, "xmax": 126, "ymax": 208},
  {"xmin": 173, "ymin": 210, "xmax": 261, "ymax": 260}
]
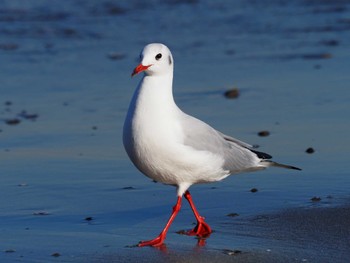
[{"xmin": 1, "ymin": 0, "xmax": 349, "ymax": 262}]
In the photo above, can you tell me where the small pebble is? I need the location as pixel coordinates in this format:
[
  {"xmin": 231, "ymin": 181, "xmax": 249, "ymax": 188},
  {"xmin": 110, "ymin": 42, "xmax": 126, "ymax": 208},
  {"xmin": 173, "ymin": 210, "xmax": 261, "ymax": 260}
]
[
  {"xmin": 19, "ymin": 111, "xmax": 39, "ymax": 121},
  {"xmin": 311, "ymin": 196, "xmax": 321, "ymax": 202},
  {"xmin": 51, "ymin": 252, "xmax": 61, "ymax": 257},
  {"xmin": 85, "ymin": 216, "xmax": 93, "ymax": 221},
  {"xmin": 5, "ymin": 249, "xmax": 15, "ymax": 253},
  {"xmin": 250, "ymin": 188, "xmax": 258, "ymax": 193},
  {"xmin": 305, "ymin": 147, "xmax": 315, "ymax": 154},
  {"xmin": 224, "ymin": 88, "xmax": 240, "ymax": 99},
  {"xmin": 258, "ymin": 131, "xmax": 270, "ymax": 137},
  {"xmin": 5, "ymin": 118, "xmax": 20, "ymax": 125},
  {"xmin": 33, "ymin": 211, "xmax": 50, "ymax": 216},
  {"xmin": 226, "ymin": 213, "xmax": 239, "ymax": 217}
]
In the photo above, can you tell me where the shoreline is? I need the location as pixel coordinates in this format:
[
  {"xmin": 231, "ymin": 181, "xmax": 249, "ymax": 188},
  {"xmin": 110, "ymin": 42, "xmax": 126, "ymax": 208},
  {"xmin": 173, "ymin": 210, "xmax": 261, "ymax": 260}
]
[{"xmin": 87, "ymin": 203, "xmax": 350, "ymax": 263}]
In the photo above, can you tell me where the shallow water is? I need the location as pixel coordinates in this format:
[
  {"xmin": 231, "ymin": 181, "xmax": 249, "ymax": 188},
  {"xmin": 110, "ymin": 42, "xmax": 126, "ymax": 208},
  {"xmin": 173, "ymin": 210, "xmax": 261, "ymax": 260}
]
[{"xmin": 1, "ymin": 0, "xmax": 350, "ymax": 262}]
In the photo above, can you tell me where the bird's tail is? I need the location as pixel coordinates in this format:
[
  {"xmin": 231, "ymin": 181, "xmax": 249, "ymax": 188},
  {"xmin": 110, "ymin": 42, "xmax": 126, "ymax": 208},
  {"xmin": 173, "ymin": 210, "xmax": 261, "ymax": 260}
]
[{"xmin": 261, "ymin": 160, "xmax": 302, "ymax": 171}]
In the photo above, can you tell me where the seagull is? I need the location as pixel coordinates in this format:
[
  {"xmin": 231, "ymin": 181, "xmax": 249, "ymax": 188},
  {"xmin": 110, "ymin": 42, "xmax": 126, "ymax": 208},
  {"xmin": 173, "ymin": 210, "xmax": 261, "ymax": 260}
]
[{"xmin": 123, "ymin": 43, "xmax": 301, "ymax": 247}]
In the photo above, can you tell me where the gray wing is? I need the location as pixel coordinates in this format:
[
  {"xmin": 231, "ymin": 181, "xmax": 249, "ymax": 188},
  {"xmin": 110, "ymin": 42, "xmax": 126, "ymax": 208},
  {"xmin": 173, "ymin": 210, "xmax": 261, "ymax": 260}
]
[
  {"xmin": 180, "ymin": 114, "xmax": 271, "ymax": 173},
  {"xmin": 219, "ymin": 131, "xmax": 272, "ymax": 160}
]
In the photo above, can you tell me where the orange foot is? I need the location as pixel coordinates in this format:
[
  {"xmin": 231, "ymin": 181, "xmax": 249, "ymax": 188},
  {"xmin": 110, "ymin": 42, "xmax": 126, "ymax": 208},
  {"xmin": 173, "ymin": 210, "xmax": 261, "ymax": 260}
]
[
  {"xmin": 186, "ymin": 217, "xmax": 212, "ymax": 237},
  {"xmin": 138, "ymin": 234, "xmax": 166, "ymax": 247}
]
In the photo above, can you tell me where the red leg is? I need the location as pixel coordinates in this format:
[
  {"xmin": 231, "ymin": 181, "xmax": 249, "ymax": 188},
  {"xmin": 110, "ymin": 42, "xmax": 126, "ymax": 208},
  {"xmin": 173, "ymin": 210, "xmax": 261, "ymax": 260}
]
[
  {"xmin": 138, "ymin": 196, "xmax": 182, "ymax": 247},
  {"xmin": 184, "ymin": 190, "xmax": 212, "ymax": 237}
]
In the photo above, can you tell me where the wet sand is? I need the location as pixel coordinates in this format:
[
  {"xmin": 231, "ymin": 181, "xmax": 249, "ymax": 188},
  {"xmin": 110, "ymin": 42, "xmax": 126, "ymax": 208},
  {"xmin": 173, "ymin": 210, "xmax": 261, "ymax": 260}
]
[
  {"xmin": 1, "ymin": 0, "xmax": 350, "ymax": 262},
  {"xmin": 89, "ymin": 204, "xmax": 350, "ymax": 263}
]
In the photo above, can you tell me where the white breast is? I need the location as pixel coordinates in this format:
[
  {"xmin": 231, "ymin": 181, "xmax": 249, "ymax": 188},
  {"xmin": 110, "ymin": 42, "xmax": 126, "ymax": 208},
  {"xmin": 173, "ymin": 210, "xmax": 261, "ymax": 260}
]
[{"xmin": 123, "ymin": 75, "xmax": 228, "ymax": 186}]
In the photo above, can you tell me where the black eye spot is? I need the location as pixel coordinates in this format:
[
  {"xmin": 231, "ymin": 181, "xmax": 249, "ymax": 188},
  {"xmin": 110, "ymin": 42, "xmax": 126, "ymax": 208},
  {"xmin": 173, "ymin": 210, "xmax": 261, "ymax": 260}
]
[{"xmin": 155, "ymin": 53, "xmax": 162, "ymax": 60}]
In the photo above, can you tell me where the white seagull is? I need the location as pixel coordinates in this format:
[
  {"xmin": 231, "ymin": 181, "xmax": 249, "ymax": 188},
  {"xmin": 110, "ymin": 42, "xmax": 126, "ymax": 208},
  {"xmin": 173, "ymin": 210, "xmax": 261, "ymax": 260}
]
[{"xmin": 123, "ymin": 43, "xmax": 301, "ymax": 247}]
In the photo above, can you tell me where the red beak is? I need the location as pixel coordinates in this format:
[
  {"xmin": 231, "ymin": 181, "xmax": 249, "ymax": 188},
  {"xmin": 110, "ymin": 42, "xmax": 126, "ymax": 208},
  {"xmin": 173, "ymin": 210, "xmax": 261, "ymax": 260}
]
[{"xmin": 131, "ymin": 64, "xmax": 152, "ymax": 77}]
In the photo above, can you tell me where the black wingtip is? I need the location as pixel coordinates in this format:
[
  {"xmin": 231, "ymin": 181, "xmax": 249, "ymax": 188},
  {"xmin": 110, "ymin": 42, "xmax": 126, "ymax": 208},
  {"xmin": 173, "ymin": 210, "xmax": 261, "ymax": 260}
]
[{"xmin": 250, "ymin": 149, "xmax": 273, "ymax": 159}]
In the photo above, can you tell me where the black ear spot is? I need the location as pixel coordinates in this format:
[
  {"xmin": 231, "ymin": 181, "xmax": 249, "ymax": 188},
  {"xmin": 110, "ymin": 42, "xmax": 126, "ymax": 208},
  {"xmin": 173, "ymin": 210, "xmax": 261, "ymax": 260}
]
[
  {"xmin": 155, "ymin": 53, "xmax": 162, "ymax": 60},
  {"xmin": 168, "ymin": 55, "xmax": 172, "ymax": 65}
]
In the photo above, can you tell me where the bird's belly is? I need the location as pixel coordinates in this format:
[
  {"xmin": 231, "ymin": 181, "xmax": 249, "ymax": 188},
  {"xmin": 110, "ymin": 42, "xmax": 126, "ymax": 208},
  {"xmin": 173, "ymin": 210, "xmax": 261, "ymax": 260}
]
[
  {"xmin": 125, "ymin": 135, "xmax": 183, "ymax": 184},
  {"xmin": 124, "ymin": 130, "xmax": 228, "ymax": 185}
]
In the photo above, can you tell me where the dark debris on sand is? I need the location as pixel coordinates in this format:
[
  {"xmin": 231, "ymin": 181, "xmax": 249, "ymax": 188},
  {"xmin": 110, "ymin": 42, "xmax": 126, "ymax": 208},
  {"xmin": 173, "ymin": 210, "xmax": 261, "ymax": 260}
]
[
  {"xmin": 5, "ymin": 118, "xmax": 21, "ymax": 125},
  {"xmin": 311, "ymin": 196, "xmax": 321, "ymax": 202},
  {"xmin": 2, "ymin": 101, "xmax": 39, "ymax": 127},
  {"xmin": 224, "ymin": 88, "xmax": 240, "ymax": 99},
  {"xmin": 257, "ymin": 131, "xmax": 270, "ymax": 137},
  {"xmin": 51, "ymin": 252, "xmax": 61, "ymax": 257},
  {"xmin": 250, "ymin": 188, "xmax": 258, "ymax": 193},
  {"xmin": 306, "ymin": 147, "xmax": 315, "ymax": 154},
  {"xmin": 227, "ymin": 213, "xmax": 240, "ymax": 217}
]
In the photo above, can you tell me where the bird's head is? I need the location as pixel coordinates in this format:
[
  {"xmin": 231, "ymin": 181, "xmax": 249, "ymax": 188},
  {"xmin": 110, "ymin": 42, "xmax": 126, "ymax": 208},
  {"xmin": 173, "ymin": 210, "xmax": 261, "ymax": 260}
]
[{"xmin": 132, "ymin": 43, "xmax": 173, "ymax": 77}]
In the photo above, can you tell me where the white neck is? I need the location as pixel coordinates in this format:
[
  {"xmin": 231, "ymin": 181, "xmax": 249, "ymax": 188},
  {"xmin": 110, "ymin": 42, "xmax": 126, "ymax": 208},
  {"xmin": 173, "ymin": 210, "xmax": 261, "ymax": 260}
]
[
  {"xmin": 124, "ymin": 71, "xmax": 183, "ymax": 150},
  {"xmin": 132, "ymin": 72, "xmax": 179, "ymax": 119}
]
